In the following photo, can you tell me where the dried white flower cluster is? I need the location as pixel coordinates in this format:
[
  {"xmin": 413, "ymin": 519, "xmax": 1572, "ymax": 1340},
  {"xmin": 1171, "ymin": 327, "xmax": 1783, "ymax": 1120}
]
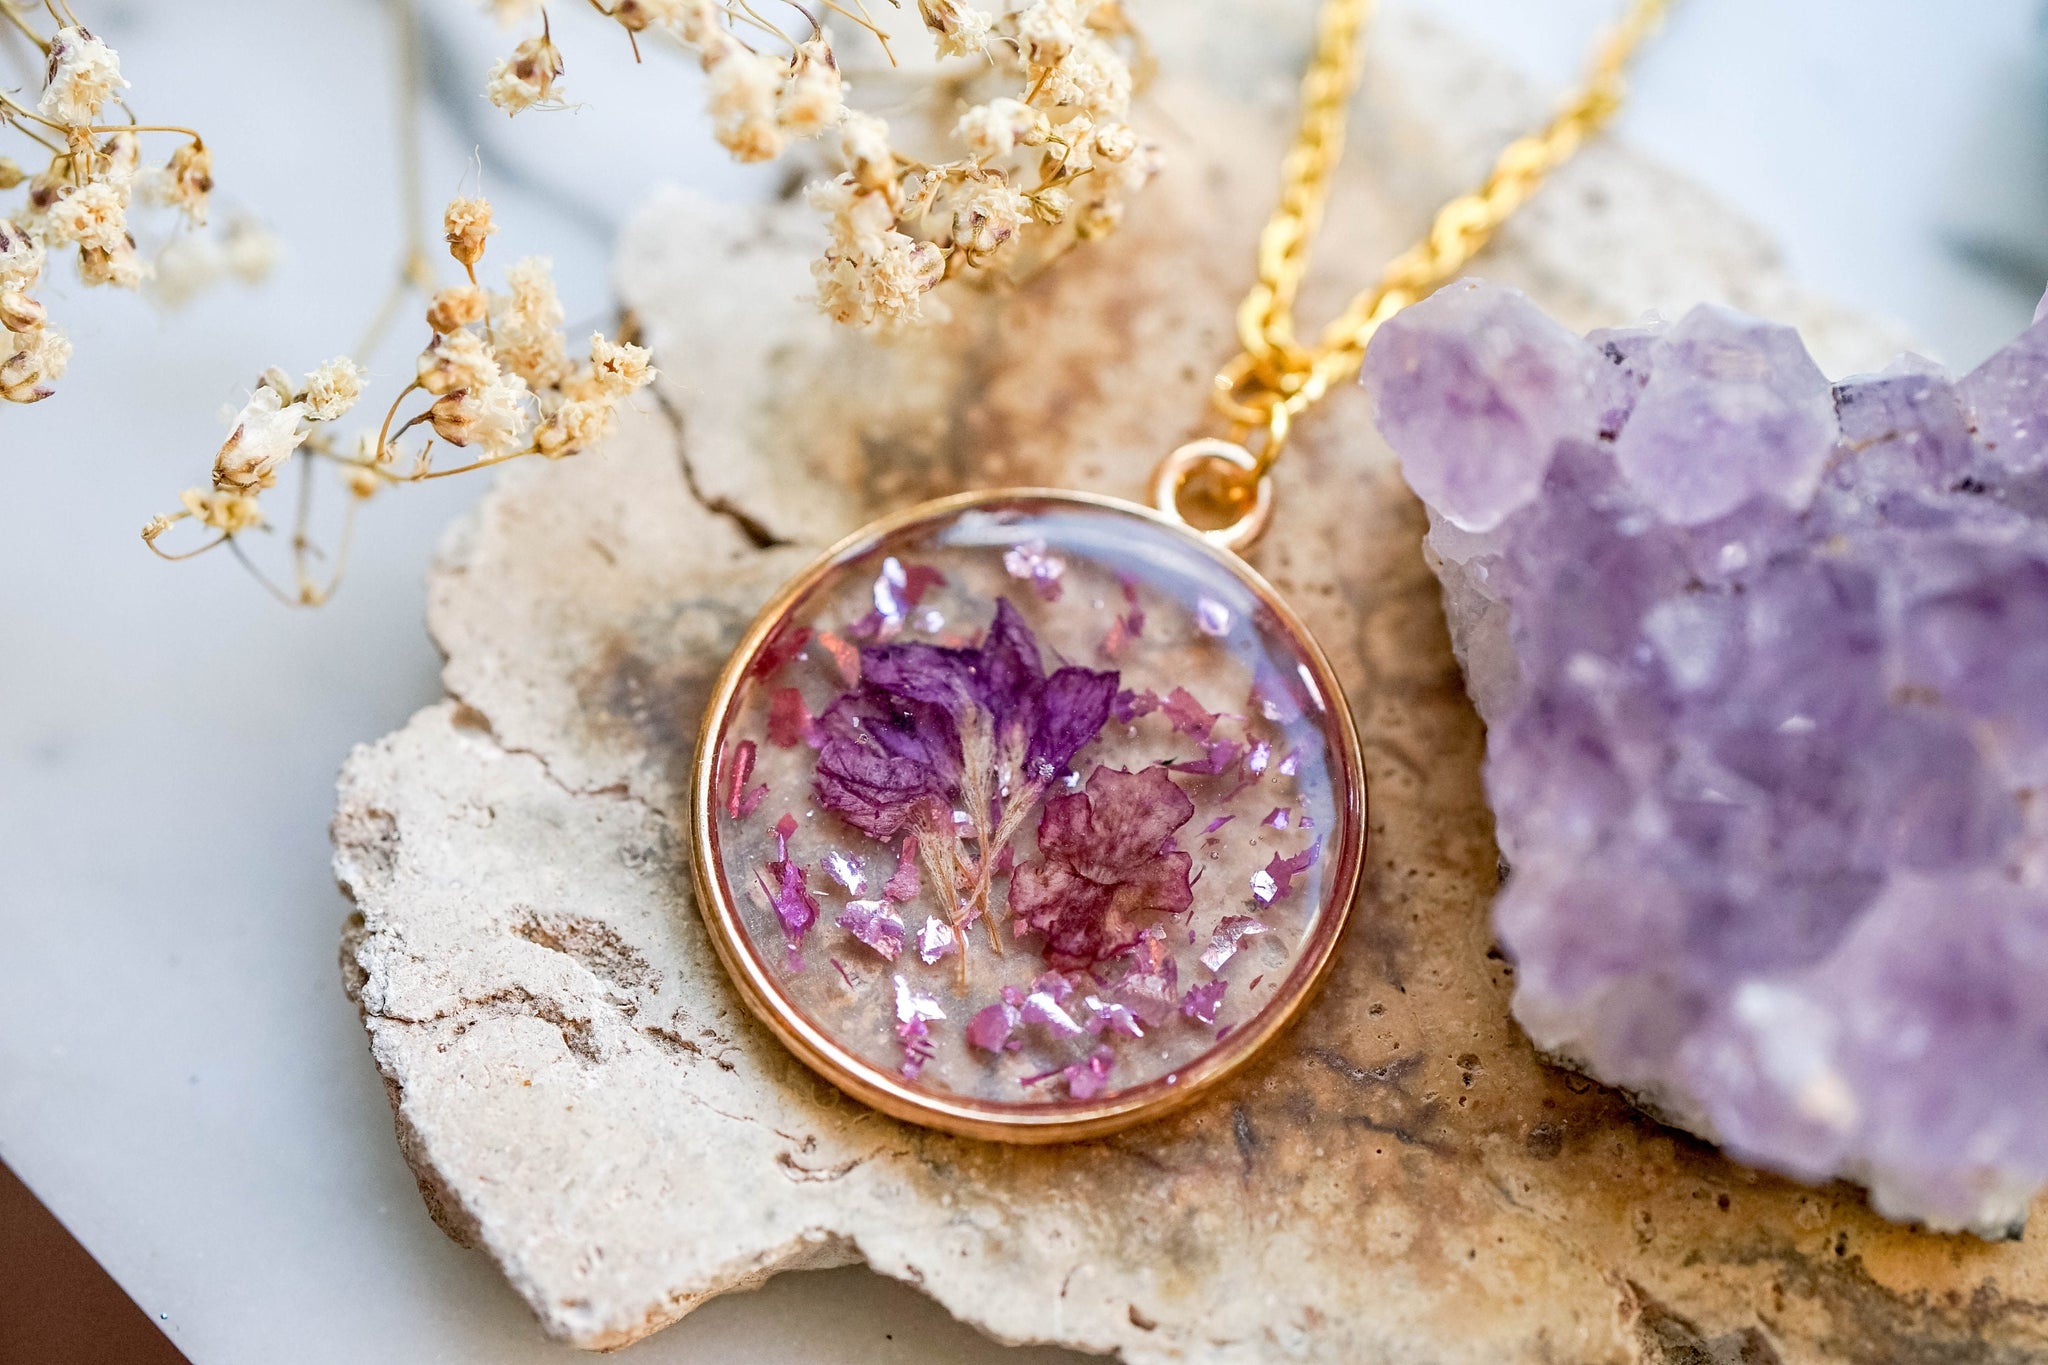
[
  {"xmin": 481, "ymin": 0, "xmax": 1158, "ymax": 333},
  {"xmin": 145, "ymin": 196, "xmax": 656, "ymax": 606},
  {"xmin": 1, "ymin": 12, "xmax": 276, "ymax": 404}
]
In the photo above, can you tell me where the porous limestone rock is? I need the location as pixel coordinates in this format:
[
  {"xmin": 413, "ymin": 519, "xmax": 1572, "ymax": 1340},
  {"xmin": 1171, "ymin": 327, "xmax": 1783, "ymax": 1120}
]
[{"xmin": 335, "ymin": 4, "xmax": 2048, "ymax": 1359}]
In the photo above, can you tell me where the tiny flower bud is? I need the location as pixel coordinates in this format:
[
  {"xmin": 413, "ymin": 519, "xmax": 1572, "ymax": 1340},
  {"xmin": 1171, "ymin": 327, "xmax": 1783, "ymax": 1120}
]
[
  {"xmin": 0, "ymin": 157, "xmax": 23, "ymax": 191},
  {"xmin": 430, "ymin": 390, "xmax": 480, "ymax": 446},
  {"xmin": 0, "ymin": 289, "xmax": 44, "ymax": 333},
  {"xmin": 443, "ymin": 196, "xmax": 497, "ymax": 268},
  {"xmin": 1028, "ymin": 187, "xmax": 1071, "ymax": 226},
  {"xmin": 1091, "ymin": 123, "xmax": 1138, "ymax": 162},
  {"xmin": 425, "ymin": 284, "xmax": 487, "ymax": 334}
]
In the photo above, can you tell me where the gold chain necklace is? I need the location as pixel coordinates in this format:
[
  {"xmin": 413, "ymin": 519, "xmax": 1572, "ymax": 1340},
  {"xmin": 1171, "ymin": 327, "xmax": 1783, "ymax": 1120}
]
[
  {"xmin": 1156, "ymin": 0, "xmax": 1671, "ymax": 548},
  {"xmin": 689, "ymin": 0, "xmax": 1670, "ymax": 1141}
]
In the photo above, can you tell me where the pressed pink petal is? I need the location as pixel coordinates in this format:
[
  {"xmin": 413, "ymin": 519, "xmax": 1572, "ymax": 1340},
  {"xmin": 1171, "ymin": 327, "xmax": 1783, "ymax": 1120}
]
[
  {"xmin": 767, "ymin": 687, "xmax": 818, "ymax": 748},
  {"xmin": 1160, "ymin": 687, "xmax": 1219, "ymax": 739}
]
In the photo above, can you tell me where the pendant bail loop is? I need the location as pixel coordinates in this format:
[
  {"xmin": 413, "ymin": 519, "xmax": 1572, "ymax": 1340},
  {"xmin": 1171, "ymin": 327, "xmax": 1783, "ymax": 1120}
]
[{"xmin": 1151, "ymin": 438, "xmax": 1275, "ymax": 555}]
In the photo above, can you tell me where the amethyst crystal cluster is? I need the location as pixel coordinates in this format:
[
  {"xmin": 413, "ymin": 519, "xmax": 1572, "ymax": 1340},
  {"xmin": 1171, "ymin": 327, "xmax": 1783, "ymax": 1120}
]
[{"xmin": 1364, "ymin": 279, "xmax": 2048, "ymax": 1234}]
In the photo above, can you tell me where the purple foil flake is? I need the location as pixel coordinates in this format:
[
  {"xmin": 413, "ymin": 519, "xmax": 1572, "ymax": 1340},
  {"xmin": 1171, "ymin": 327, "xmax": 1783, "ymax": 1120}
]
[
  {"xmin": 893, "ymin": 974, "xmax": 946, "ymax": 1026},
  {"xmin": 1160, "ymin": 687, "xmax": 1220, "ymax": 738},
  {"xmin": 1245, "ymin": 739, "xmax": 1272, "ymax": 776},
  {"xmin": 1019, "ymin": 988, "xmax": 1084, "ymax": 1036},
  {"xmin": 1112, "ymin": 926, "xmax": 1182, "ymax": 1027},
  {"xmin": 1176, "ymin": 739, "xmax": 1243, "ymax": 777},
  {"xmin": 1262, "ymin": 806, "xmax": 1291, "ymax": 830},
  {"xmin": 1248, "ymin": 666, "xmax": 1306, "ymax": 724},
  {"xmin": 1083, "ymin": 995, "xmax": 1145, "ymax": 1039},
  {"xmin": 1276, "ymin": 749, "xmax": 1301, "ymax": 778},
  {"xmin": 881, "ymin": 837, "xmax": 921, "ymax": 902},
  {"xmin": 872, "ymin": 555, "xmax": 947, "ymax": 628},
  {"xmin": 831, "ymin": 958, "xmax": 857, "ymax": 989},
  {"xmin": 916, "ymin": 916, "xmax": 957, "ymax": 964},
  {"xmin": 1200, "ymin": 914, "xmax": 1270, "ymax": 972},
  {"xmin": 1064, "ymin": 1046, "xmax": 1117, "ymax": 1100},
  {"xmin": 967, "ymin": 1000, "xmax": 1020, "ymax": 1052},
  {"xmin": 1009, "ymin": 765, "xmax": 1197, "ymax": 969},
  {"xmin": 835, "ymin": 900, "xmax": 905, "ymax": 961},
  {"xmin": 1202, "ymin": 814, "xmax": 1236, "ymax": 835},
  {"xmin": 1111, "ymin": 687, "xmax": 1160, "ymax": 724},
  {"xmin": 1195, "ymin": 598, "xmax": 1231, "ymax": 637},
  {"xmin": 821, "ymin": 850, "xmax": 868, "ymax": 895},
  {"xmin": 1002, "ymin": 538, "xmax": 1066, "ymax": 601},
  {"xmin": 1100, "ymin": 579, "xmax": 1146, "ymax": 658},
  {"xmin": 1256, "ymin": 841, "xmax": 1321, "ymax": 905},
  {"xmin": 759, "ymin": 818, "xmax": 821, "ymax": 968},
  {"xmin": 1180, "ymin": 979, "xmax": 1228, "ymax": 1025}
]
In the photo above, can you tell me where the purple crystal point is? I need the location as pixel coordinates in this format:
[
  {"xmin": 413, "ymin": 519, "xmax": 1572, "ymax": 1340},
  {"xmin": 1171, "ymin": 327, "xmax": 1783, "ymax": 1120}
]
[
  {"xmin": 1361, "ymin": 278, "xmax": 1604, "ymax": 532},
  {"xmin": 1959, "ymin": 306, "xmax": 2048, "ymax": 474},
  {"xmin": 1612, "ymin": 303, "xmax": 1837, "ymax": 524},
  {"xmin": 1365, "ymin": 277, "xmax": 2048, "ymax": 1236}
]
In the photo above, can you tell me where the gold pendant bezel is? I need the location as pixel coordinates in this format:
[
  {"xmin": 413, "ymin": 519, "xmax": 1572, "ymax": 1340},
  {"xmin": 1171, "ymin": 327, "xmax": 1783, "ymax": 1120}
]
[{"xmin": 688, "ymin": 487, "xmax": 1366, "ymax": 1142}]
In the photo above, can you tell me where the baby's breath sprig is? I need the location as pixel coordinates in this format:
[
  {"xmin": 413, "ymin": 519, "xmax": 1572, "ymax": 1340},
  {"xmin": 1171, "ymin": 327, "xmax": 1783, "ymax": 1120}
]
[
  {"xmin": 0, "ymin": 2, "xmax": 277, "ymax": 404},
  {"xmin": 143, "ymin": 196, "xmax": 657, "ymax": 606},
  {"xmin": 481, "ymin": 0, "xmax": 1158, "ymax": 334}
]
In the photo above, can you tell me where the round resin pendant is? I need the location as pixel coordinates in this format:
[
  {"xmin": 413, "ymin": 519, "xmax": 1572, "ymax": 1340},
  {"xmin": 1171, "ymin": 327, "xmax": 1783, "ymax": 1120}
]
[{"xmin": 690, "ymin": 490, "xmax": 1364, "ymax": 1140}]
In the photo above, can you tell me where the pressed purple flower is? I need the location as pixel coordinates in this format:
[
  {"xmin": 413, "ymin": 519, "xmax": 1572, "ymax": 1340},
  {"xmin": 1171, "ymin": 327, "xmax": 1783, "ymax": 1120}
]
[
  {"xmin": 1180, "ymin": 979, "xmax": 1228, "ymax": 1025},
  {"xmin": 835, "ymin": 899, "xmax": 905, "ymax": 961},
  {"xmin": 813, "ymin": 685, "xmax": 965, "ymax": 840},
  {"xmin": 816, "ymin": 598, "xmax": 1116, "ymax": 842},
  {"xmin": 1009, "ymin": 765, "xmax": 1196, "ymax": 969}
]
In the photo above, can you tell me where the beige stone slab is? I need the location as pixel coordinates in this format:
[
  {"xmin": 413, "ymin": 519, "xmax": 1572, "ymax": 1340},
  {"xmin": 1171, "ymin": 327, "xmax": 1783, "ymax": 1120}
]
[{"xmin": 335, "ymin": 6, "xmax": 2048, "ymax": 1359}]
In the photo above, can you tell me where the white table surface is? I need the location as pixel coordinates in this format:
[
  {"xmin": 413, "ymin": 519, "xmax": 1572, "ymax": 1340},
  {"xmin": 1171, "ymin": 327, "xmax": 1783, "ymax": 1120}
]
[{"xmin": 2, "ymin": 2, "xmax": 2042, "ymax": 1361}]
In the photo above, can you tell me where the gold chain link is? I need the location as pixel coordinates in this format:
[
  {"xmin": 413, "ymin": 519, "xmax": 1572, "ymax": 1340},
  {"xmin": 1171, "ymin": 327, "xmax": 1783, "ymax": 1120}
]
[{"xmin": 1215, "ymin": 0, "xmax": 1673, "ymax": 474}]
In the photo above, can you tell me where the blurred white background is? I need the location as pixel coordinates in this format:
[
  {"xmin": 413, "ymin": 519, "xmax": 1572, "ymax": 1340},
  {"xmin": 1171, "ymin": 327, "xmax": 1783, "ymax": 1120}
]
[{"xmin": 1, "ymin": 2, "xmax": 2043, "ymax": 1362}]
